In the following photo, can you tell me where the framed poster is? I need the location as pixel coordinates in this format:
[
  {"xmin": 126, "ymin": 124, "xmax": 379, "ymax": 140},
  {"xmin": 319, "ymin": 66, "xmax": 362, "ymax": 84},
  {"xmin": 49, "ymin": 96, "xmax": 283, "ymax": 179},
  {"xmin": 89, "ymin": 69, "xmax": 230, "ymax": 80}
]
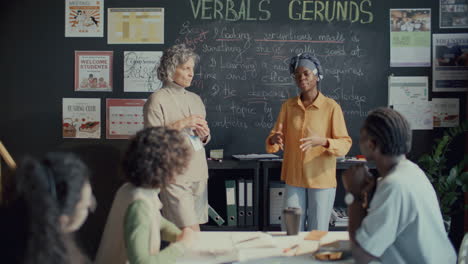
[
  {"xmin": 74, "ymin": 51, "xmax": 113, "ymax": 92},
  {"xmin": 63, "ymin": 98, "xmax": 101, "ymax": 138},
  {"xmin": 106, "ymin": 99, "xmax": 146, "ymax": 139},
  {"xmin": 65, "ymin": 0, "xmax": 104, "ymax": 37},
  {"xmin": 124, "ymin": 51, "xmax": 163, "ymax": 92}
]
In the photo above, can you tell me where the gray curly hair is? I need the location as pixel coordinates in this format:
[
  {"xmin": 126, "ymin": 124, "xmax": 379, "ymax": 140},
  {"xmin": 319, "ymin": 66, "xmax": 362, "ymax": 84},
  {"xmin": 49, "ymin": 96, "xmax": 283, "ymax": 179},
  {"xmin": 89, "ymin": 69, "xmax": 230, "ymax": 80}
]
[{"xmin": 157, "ymin": 44, "xmax": 199, "ymax": 83}]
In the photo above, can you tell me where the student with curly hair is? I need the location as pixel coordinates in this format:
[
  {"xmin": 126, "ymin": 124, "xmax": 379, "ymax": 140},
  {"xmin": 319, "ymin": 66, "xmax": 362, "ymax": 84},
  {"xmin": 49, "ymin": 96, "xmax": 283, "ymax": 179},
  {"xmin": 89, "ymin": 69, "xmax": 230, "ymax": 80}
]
[
  {"xmin": 1, "ymin": 152, "xmax": 94, "ymax": 264},
  {"xmin": 266, "ymin": 53, "xmax": 352, "ymax": 231},
  {"xmin": 143, "ymin": 43, "xmax": 210, "ymax": 231},
  {"xmin": 95, "ymin": 127, "xmax": 195, "ymax": 264}
]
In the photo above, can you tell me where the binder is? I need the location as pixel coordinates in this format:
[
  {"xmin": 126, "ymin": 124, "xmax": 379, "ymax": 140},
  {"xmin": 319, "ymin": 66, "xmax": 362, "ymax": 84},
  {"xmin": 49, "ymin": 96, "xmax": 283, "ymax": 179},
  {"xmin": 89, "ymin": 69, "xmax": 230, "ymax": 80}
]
[
  {"xmin": 269, "ymin": 182, "xmax": 285, "ymax": 225},
  {"xmin": 208, "ymin": 204, "xmax": 225, "ymax": 226},
  {"xmin": 225, "ymin": 179, "xmax": 237, "ymax": 226},
  {"xmin": 245, "ymin": 179, "xmax": 254, "ymax": 226},
  {"xmin": 237, "ymin": 179, "xmax": 246, "ymax": 227}
]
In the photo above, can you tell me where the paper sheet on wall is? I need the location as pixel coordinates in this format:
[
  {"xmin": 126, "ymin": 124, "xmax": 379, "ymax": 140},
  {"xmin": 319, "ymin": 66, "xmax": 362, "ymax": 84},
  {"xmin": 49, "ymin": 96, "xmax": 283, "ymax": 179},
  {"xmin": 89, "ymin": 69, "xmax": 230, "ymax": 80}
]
[
  {"xmin": 432, "ymin": 98, "xmax": 460, "ymax": 127},
  {"xmin": 390, "ymin": 9, "xmax": 431, "ymax": 67},
  {"xmin": 388, "ymin": 76, "xmax": 428, "ymax": 105},
  {"xmin": 393, "ymin": 103, "xmax": 433, "ymax": 130},
  {"xmin": 432, "ymin": 33, "xmax": 468, "ymax": 92},
  {"xmin": 124, "ymin": 51, "xmax": 163, "ymax": 92},
  {"xmin": 63, "ymin": 98, "xmax": 101, "ymax": 138},
  {"xmin": 108, "ymin": 8, "xmax": 164, "ymax": 44},
  {"xmin": 65, "ymin": 0, "xmax": 104, "ymax": 37},
  {"xmin": 106, "ymin": 99, "xmax": 146, "ymax": 139}
]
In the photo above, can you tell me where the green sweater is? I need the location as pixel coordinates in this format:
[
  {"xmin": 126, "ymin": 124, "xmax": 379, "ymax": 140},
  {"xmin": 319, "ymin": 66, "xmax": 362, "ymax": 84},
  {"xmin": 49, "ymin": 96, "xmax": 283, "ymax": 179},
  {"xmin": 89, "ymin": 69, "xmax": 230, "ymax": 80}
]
[{"xmin": 124, "ymin": 200, "xmax": 185, "ymax": 264}]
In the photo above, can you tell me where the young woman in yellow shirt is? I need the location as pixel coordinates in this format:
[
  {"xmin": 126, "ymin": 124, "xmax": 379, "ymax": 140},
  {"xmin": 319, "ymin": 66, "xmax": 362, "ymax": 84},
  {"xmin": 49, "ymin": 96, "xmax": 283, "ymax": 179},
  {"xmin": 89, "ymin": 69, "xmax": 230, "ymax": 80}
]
[{"xmin": 266, "ymin": 53, "xmax": 352, "ymax": 231}]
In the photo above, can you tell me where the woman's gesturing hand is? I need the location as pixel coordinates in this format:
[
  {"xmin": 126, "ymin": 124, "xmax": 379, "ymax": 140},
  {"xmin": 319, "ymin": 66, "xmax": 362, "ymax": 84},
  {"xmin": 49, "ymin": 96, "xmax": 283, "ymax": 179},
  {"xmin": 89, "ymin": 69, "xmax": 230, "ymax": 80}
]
[
  {"xmin": 299, "ymin": 127, "xmax": 327, "ymax": 151},
  {"xmin": 269, "ymin": 123, "xmax": 284, "ymax": 150}
]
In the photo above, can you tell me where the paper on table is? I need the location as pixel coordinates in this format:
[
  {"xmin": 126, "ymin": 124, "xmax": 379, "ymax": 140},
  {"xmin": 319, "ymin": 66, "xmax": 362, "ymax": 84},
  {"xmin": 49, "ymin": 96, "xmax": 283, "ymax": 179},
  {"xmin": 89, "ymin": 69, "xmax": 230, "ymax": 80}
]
[{"xmin": 185, "ymin": 232, "xmax": 301, "ymax": 263}]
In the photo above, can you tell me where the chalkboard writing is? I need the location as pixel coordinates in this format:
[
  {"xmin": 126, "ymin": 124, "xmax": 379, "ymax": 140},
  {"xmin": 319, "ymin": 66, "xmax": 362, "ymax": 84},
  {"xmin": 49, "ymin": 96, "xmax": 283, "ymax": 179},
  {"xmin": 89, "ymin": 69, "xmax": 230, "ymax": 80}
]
[{"xmin": 169, "ymin": 0, "xmax": 386, "ymax": 156}]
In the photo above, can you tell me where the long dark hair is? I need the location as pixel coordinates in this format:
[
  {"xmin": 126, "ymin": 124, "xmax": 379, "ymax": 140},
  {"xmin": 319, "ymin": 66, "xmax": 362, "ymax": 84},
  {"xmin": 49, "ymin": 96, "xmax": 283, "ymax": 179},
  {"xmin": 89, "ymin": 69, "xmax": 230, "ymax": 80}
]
[{"xmin": 0, "ymin": 152, "xmax": 91, "ymax": 264}]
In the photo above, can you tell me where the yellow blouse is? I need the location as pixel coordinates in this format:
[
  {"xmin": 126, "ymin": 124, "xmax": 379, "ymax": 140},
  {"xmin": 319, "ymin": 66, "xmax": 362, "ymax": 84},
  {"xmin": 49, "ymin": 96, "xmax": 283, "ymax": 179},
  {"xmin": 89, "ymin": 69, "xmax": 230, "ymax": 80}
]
[{"xmin": 266, "ymin": 92, "xmax": 352, "ymax": 188}]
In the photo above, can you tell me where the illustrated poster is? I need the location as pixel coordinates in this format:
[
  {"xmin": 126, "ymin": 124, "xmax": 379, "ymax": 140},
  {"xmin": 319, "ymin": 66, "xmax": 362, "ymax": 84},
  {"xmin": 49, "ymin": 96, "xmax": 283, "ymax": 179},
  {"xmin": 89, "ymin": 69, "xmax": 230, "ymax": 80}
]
[
  {"xmin": 63, "ymin": 98, "xmax": 101, "ymax": 138},
  {"xmin": 124, "ymin": 51, "xmax": 163, "ymax": 92},
  {"xmin": 65, "ymin": 0, "xmax": 104, "ymax": 37},
  {"xmin": 108, "ymin": 8, "xmax": 164, "ymax": 44},
  {"xmin": 106, "ymin": 99, "xmax": 146, "ymax": 139},
  {"xmin": 75, "ymin": 51, "xmax": 113, "ymax": 92}
]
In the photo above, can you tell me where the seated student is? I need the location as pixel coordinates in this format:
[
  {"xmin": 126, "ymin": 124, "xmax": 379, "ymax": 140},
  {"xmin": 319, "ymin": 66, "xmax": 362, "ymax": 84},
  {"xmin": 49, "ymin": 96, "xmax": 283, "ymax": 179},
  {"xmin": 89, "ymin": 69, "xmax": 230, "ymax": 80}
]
[
  {"xmin": 1, "ymin": 152, "xmax": 95, "ymax": 264},
  {"xmin": 95, "ymin": 127, "xmax": 196, "ymax": 264},
  {"xmin": 342, "ymin": 107, "xmax": 456, "ymax": 263}
]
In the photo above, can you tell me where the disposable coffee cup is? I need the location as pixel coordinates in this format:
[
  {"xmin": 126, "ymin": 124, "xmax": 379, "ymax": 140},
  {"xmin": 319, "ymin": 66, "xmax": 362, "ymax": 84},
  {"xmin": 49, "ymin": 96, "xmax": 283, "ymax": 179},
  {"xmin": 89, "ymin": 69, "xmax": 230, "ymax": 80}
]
[{"xmin": 283, "ymin": 207, "xmax": 302, "ymax": 236}]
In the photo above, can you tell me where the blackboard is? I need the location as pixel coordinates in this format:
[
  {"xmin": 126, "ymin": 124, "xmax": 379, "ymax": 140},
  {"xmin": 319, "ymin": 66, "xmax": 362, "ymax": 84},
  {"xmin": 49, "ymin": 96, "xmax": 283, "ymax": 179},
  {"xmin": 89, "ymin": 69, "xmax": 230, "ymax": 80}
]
[{"xmin": 169, "ymin": 0, "xmax": 387, "ymax": 156}]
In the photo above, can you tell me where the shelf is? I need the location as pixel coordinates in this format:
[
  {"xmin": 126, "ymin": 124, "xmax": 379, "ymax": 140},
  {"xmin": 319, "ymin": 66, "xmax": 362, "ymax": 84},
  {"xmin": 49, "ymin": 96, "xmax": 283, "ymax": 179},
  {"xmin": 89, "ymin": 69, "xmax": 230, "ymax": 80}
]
[{"xmin": 201, "ymin": 224, "xmax": 259, "ymax": 231}]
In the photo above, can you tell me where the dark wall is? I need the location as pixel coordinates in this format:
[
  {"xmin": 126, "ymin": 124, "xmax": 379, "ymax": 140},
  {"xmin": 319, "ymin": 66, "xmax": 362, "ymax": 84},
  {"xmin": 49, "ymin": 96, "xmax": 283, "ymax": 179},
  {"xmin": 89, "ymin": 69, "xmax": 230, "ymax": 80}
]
[{"xmin": 1, "ymin": 0, "xmax": 467, "ymax": 257}]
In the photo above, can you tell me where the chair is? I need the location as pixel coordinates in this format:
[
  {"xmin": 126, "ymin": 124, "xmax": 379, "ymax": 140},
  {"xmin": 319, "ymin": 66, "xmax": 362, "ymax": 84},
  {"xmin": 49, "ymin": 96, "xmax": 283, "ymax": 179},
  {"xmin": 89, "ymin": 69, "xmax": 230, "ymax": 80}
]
[{"xmin": 458, "ymin": 232, "xmax": 468, "ymax": 264}]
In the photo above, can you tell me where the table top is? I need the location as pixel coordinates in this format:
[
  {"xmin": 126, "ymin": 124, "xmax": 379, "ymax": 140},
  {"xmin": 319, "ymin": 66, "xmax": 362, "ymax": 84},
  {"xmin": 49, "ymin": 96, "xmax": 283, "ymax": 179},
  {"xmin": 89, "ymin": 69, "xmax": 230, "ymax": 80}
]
[{"xmin": 176, "ymin": 231, "xmax": 353, "ymax": 264}]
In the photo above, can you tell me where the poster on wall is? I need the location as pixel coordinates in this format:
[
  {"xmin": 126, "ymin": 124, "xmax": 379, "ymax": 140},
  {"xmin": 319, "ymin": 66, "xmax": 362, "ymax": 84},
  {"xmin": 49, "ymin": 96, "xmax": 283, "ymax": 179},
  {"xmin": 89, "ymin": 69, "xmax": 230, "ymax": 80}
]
[
  {"xmin": 106, "ymin": 99, "xmax": 146, "ymax": 139},
  {"xmin": 62, "ymin": 98, "xmax": 101, "ymax": 139},
  {"xmin": 432, "ymin": 98, "xmax": 460, "ymax": 127},
  {"xmin": 390, "ymin": 9, "xmax": 431, "ymax": 67},
  {"xmin": 74, "ymin": 51, "xmax": 113, "ymax": 92},
  {"xmin": 65, "ymin": 0, "xmax": 104, "ymax": 37},
  {"xmin": 440, "ymin": 0, "xmax": 468, "ymax": 29},
  {"xmin": 388, "ymin": 76, "xmax": 428, "ymax": 106},
  {"xmin": 124, "ymin": 51, "xmax": 163, "ymax": 92},
  {"xmin": 108, "ymin": 8, "xmax": 164, "ymax": 44},
  {"xmin": 393, "ymin": 103, "xmax": 433, "ymax": 130},
  {"xmin": 433, "ymin": 34, "xmax": 468, "ymax": 92}
]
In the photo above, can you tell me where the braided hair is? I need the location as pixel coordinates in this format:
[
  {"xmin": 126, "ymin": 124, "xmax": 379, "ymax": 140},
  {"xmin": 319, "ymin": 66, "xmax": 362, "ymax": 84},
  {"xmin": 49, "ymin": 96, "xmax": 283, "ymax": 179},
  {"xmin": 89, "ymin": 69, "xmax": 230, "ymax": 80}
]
[{"xmin": 362, "ymin": 107, "xmax": 412, "ymax": 155}]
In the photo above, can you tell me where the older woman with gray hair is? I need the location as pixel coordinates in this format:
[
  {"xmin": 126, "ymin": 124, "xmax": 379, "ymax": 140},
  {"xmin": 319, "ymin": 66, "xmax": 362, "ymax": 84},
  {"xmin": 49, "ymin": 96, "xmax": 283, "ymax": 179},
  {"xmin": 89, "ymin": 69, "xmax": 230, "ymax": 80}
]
[
  {"xmin": 266, "ymin": 53, "xmax": 352, "ymax": 231},
  {"xmin": 144, "ymin": 44, "xmax": 210, "ymax": 231}
]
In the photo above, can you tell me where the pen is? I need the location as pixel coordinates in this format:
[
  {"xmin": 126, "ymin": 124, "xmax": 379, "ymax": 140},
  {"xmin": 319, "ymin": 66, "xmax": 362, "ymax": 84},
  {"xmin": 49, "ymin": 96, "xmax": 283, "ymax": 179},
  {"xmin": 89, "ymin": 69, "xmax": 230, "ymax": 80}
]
[
  {"xmin": 283, "ymin": 244, "xmax": 299, "ymax": 254},
  {"xmin": 235, "ymin": 236, "xmax": 260, "ymax": 245}
]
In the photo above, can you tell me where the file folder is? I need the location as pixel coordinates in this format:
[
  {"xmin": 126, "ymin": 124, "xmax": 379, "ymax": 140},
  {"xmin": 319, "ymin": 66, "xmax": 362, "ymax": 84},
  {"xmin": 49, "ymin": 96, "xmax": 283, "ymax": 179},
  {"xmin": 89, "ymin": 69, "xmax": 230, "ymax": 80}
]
[
  {"xmin": 225, "ymin": 179, "xmax": 237, "ymax": 226},
  {"xmin": 269, "ymin": 181, "xmax": 285, "ymax": 225},
  {"xmin": 208, "ymin": 204, "xmax": 225, "ymax": 226},
  {"xmin": 245, "ymin": 179, "xmax": 253, "ymax": 226},
  {"xmin": 237, "ymin": 179, "xmax": 246, "ymax": 227}
]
